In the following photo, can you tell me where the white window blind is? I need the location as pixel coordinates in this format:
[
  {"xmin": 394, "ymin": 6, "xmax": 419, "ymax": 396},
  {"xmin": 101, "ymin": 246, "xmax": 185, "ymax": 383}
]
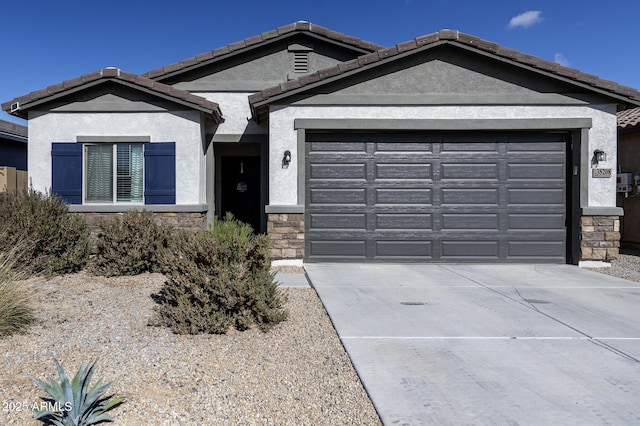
[
  {"xmin": 116, "ymin": 144, "xmax": 143, "ymax": 203},
  {"xmin": 86, "ymin": 145, "xmax": 113, "ymax": 202}
]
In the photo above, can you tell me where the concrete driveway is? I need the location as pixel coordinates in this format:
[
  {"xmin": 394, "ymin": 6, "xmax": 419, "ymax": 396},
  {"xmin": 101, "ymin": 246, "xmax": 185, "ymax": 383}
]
[{"xmin": 304, "ymin": 264, "xmax": 640, "ymax": 425}]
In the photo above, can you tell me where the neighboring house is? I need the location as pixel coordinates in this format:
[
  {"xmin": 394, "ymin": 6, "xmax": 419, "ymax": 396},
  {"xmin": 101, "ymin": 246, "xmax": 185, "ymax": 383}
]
[
  {"xmin": 3, "ymin": 22, "xmax": 640, "ymax": 265},
  {"xmin": 0, "ymin": 119, "xmax": 27, "ymax": 170},
  {"xmin": 616, "ymin": 107, "xmax": 640, "ymax": 249}
]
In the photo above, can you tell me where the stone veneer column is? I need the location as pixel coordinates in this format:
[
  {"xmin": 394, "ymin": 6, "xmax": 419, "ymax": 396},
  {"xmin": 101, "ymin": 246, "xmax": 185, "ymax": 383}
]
[
  {"xmin": 580, "ymin": 216, "xmax": 620, "ymax": 261},
  {"xmin": 267, "ymin": 213, "xmax": 304, "ymax": 260}
]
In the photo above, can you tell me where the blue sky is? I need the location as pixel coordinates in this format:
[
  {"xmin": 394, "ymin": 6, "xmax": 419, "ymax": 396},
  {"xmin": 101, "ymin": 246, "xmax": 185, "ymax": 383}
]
[{"xmin": 2, "ymin": 0, "xmax": 639, "ymax": 125}]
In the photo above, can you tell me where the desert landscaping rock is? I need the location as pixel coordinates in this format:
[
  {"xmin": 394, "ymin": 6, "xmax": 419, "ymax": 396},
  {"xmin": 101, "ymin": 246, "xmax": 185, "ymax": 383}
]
[
  {"xmin": 0, "ymin": 272, "xmax": 380, "ymax": 425},
  {"xmin": 587, "ymin": 250, "xmax": 640, "ymax": 283}
]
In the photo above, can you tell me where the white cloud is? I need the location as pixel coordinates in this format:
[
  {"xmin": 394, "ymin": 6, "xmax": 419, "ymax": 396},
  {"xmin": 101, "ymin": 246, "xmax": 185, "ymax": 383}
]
[
  {"xmin": 508, "ymin": 11, "xmax": 543, "ymax": 29},
  {"xmin": 554, "ymin": 53, "xmax": 570, "ymax": 67}
]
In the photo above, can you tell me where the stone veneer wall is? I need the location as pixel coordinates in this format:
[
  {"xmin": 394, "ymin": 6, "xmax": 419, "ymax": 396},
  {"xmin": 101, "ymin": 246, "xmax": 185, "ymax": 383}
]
[
  {"xmin": 267, "ymin": 213, "xmax": 304, "ymax": 259},
  {"xmin": 580, "ymin": 216, "xmax": 620, "ymax": 261},
  {"xmin": 79, "ymin": 211, "xmax": 207, "ymax": 237}
]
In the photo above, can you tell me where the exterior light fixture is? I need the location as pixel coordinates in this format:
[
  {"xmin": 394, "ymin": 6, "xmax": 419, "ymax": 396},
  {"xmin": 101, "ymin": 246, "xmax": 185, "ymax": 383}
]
[
  {"xmin": 594, "ymin": 149, "xmax": 607, "ymax": 163},
  {"xmin": 282, "ymin": 150, "xmax": 292, "ymax": 168}
]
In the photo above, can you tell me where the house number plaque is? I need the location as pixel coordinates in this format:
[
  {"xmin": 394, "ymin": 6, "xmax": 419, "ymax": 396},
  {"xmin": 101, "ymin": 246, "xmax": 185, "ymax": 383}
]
[{"xmin": 592, "ymin": 168, "xmax": 612, "ymax": 178}]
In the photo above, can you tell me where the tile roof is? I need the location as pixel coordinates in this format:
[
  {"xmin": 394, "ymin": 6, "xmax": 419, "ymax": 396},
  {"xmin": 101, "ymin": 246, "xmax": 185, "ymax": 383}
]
[
  {"xmin": 2, "ymin": 68, "xmax": 223, "ymax": 122},
  {"xmin": 0, "ymin": 119, "xmax": 27, "ymax": 139},
  {"xmin": 143, "ymin": 21, "xmax": 383, "ymax": 80},
  {"xmin": 618, "ymin": 107, "xmax": 640, "ymax": 129},
  {"xmin": 249, "ymin": 29, "xmax": 640, "ymax": 110}
]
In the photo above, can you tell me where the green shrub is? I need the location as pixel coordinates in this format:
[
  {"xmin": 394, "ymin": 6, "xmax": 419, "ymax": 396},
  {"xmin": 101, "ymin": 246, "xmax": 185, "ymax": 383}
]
[
  {"xmin": 32, "ymin": 357, "xmax": 125, "ymax": 426},
  {"xmin": 0, "ymin": 243, "xmax": 34, "ymax": 336},
  {"xmin": 92, "ymin": 209, "xmax": 173, "ymax": 277},
  {"xmin": 152, "ymin": 213, "xmax": 287, "ymax": 334},
  {"xmin": 0, "ymin": 190, "xmax": 90, "ymax": 276}
]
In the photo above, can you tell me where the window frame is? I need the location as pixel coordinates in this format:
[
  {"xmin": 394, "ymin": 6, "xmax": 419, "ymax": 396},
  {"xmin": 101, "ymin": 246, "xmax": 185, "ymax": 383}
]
[{"xmin": 82, "ymin": 142, "xmax": 145, "ymax": 205}]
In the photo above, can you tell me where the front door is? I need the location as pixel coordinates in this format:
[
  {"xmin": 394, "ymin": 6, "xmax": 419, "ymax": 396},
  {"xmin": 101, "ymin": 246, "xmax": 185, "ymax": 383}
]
[{"xmin": 220, "ymin": 156, "xmax": 261, "ymax": 232}]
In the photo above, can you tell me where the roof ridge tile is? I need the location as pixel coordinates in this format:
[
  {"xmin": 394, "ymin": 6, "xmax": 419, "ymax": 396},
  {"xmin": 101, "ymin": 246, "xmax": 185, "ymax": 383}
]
[
  {"xmin": 142, "ymin": 22, "xmax": 382, "ymax": 80},
  {"xmin": 358, "ymin": 52, "xmax": 381, "ymax": 66},
  {"xmin": 415, "ymin": 32, "xmax": 439, "ymax": 46}
]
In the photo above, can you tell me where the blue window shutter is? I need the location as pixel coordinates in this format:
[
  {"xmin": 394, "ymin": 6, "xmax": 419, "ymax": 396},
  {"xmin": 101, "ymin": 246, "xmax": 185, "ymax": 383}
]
[
  {"xmin": 51, "ymin": 143, "xmax": 82, "ymax": 204},
  {"xmin": 144, "ymin": 142, "xmax": 176, "ymax": 204}
]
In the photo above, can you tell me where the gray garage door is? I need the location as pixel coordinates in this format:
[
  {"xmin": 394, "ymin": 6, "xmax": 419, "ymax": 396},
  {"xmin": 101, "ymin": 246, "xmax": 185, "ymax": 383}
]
[{"xmin": 305, "ymin": 131, "xmax": 568, "ymax": 263}]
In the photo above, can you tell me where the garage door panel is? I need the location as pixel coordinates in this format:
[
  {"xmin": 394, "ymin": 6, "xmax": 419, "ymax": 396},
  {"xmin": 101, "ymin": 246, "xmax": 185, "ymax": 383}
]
[
  {"xmin": 308, "ymin": 141, "xmax": 367, "ymax": 152},
  {"xmin": 375, "ymin": 163, "xmax": 432, "ymax": 180},
  {"xmin": 507, "ymin": 241, "xmax": 565, "ymax": 258},
  {"xmin": 309, "ymin": 163, "xmax": 367, "ymax": 180},
  {"xmin": 310, "ymin": 213, "xmax": 367, "ymax": 230},
  {"xmin": 442, "ymin": 142, "xmax": 498, "ymax": 152},
  {"xmin": 309, "ymin": 240, "xmax": 367, "ymax": 258},
  {"xmin": 376, "ymin": 142, "xmax": 433, "ymax": 152},
  {"xmin": 441, "ymin": 188, "xmax": 499, "ymax": 205},
  {"xmin": 375, "ymin": 214, "xmax": 433, "ymax": 230},
  {"xmin": 440, "ymin": 163, "xmax": 499, "ymax": 180},
  {"xmin": 509, "ymin": 214, "xmax": 565, "ymax": 229},
  {"xmin": 507, "ymin": 141, "xmax": 566, "ymax": 152},
  {"xmin": 507, "ymin": 163, "xmax": 565, "ymax": 180},
  {"xmin": 507, "ymin": 188, "xmax": 564, "ymax": 205},
  {"xmin": 375, "ymin": 241, "xmax": 432, "ymax": 258},
  {"xmin": 306, "ymin": 131, "xmax": 567, "ymax": 263},
  {"xmin": 441, "ymin": 214, "xmax": 499, "ymax": 230},
  {"xmin": 309, "ymin": 188, "xmax": 366, "ymax": 204},
  {"xmin": 376, "ymin": 188, "xmax": 433, "ymax": 204},
  {"xmin": 441, "ymin": 241, "xmax": 499, "ymax": 258}
]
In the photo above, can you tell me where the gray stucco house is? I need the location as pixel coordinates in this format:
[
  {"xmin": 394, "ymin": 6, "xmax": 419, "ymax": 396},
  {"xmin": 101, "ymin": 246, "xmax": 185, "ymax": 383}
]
[{"xmin": 3, "ymin": 22, "xmax": 640, "ymax": 265}]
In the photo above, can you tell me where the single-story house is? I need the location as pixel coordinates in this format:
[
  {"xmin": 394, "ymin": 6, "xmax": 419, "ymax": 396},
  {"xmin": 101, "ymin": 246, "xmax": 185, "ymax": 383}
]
[
  {"xmin": 0, "ymin": 119, "xmax": 27, "ymax": 171},
  {"xmin": 3, "ymin": 22, "xmax": 640, "ymax": 265},
  {"xmin": 616, "ymin": 107, "xmax": 640, "ymax": 249}
]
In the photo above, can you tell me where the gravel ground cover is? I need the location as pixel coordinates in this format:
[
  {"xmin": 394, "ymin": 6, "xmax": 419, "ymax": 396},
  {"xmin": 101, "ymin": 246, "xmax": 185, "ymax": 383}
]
[
  {"xmin": 585, "ymin": 250, "xmax": 640, "ymax": 283},
  {"xmin": 1, "ymin": 271, "xmax": 381, "ymax": 425},
  {"xmin": 5, "ymin": 254, "xmax": 637, "ymax": 425}
]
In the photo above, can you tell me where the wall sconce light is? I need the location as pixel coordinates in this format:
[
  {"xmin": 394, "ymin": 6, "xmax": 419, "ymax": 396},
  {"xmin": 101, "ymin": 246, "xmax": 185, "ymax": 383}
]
[
  {"xmin": 594, "ymin": 149, "xmax": 607, "ymax": 164},
  {"xmin": 282, "ymin": 150, "xmax": 292, "ymax": 168}
]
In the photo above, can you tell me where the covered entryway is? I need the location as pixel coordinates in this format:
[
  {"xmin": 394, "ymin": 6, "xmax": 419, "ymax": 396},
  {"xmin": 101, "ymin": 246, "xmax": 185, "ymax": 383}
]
[{"xmin": 305, "ymin": 131, "xmax": 568, "ymax": 262}]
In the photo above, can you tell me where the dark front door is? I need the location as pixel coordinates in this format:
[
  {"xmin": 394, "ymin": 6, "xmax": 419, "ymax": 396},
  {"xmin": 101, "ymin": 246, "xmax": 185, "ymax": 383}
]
[{"xmin": 221, "ymin": 156, "xmax": 261, "ymax": 232}]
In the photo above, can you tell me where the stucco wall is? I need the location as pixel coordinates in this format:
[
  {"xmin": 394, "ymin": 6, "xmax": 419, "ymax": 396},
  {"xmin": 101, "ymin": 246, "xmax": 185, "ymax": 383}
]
[
  {"xmin": 267, "ymin": 104, "xmax": 618, "ymax": 209},
  {"xmin": 28, "ymin": 110, "xmax": 206, "ymax": 205},
  {"xmin": 200, "ymin": 93, "xmax": 265, "ymax": 137}
]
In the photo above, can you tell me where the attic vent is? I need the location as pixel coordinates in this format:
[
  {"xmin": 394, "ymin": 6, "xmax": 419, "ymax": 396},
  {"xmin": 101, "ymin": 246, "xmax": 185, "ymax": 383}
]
[
  {"xmin": 294, "ymin": 52, "xmax": 309, "ymax": 73},
  {"xmin": 288, "ymin": 43, "xmax": 313, "ymax": 75}
]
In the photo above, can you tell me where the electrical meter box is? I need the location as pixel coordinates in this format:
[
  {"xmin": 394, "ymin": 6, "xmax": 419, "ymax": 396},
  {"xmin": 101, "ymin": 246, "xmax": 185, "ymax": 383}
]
[{"xmin": 617, "ymin": 172, "xmax": 633, "ymax": 193}]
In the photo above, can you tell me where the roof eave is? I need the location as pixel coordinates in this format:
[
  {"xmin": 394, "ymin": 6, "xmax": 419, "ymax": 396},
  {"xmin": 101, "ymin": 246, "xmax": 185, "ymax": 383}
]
[
  {"xmin": 0, "ymin": 132, "xmax": 28, "ymax": 143},
  {"xmin": 4, "ymin": 77, "xmax": 223, "ymax": 124},
  {"xmin": 250, "ymin": 38, "xmax": 640, "ymax": 121},
  {"xmin": 448, "ymin": 41, "xmax": 640, "ymax": 108}
]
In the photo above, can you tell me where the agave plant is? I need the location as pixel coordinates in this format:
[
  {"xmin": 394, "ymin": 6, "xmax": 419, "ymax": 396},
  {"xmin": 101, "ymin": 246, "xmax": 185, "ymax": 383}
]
[{"xmin": 31, "ymin": 357, "xmax": 124, "ymax": 426}]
